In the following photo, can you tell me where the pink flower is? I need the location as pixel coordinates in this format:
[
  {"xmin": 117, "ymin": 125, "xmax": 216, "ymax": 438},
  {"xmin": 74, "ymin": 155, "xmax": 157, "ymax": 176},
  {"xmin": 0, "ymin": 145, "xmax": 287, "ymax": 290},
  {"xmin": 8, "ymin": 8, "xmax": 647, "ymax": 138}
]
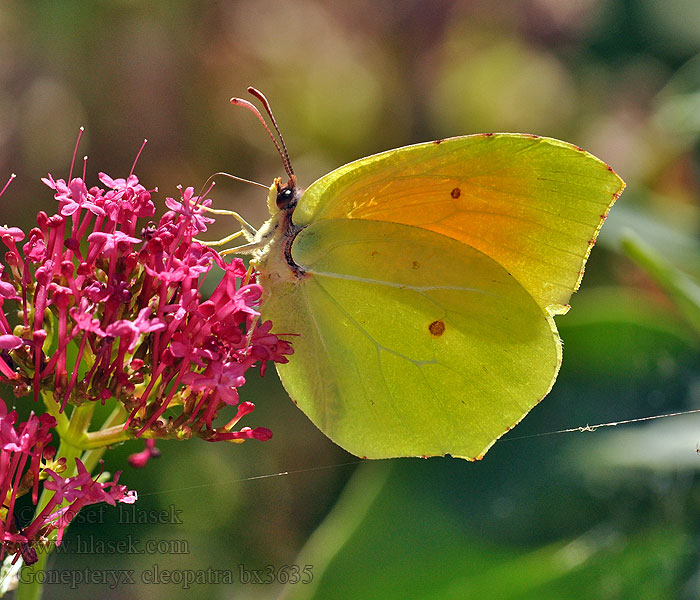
[
  {"xmin": 87, "ymin": 230, "xmax": 141, "ymax": 256},
  {"xmin": 128, "ymin": 438, "xmax": 160, "ymax": 469},
  {"xmin": 24, "ymin": 459, "xmax": 137, "ymax": 549},
  {"xmin": 182, "ymin": 360, "xmax": 246, "ymax": 406},
  {"xmin": 23, "ymin": 228, "xmax": 47, "ymax": 263},
  {"xmin": 249, "ymin": 320, "xmax": 294, "ymax": 374},
  {"xmin": 70, "ymin": 300, "xmax": 107, "ymax": 336},
  {"xmin": 43, "ymin": 175, "xmax": 106, "ymax": 217},
  {"xmin": 99, "ymin": 172, "xmax": 155, "ymax": 219},
  {"xmin": 105, "ymin": 307, "xmax": 166, "ymax": 352},
  {"xmin": 0, "ymin": 335, "xmax": 22, "ymax": 350},
  {"xmin": 0, "ymin": 226, "xmax": 24, "ymax": 242},
  {"xmin": 164, "ymin": 186, "xmax": 215, "ymax": 233}
]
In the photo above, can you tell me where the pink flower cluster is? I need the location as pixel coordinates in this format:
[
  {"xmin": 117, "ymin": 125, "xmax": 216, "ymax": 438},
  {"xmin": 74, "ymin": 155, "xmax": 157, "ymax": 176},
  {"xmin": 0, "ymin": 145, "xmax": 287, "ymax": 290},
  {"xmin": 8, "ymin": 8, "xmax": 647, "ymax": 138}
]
[
  {"xmin": 0, "ymin": 399, "xmax": 135, "ymax": 565},
  {"xmin": 0, "ymin": 168, "xmax": 291, "ymax": 448},
  {"xmin": 0, "ymin": 139, "xmax": 293, "ymax": 571}
]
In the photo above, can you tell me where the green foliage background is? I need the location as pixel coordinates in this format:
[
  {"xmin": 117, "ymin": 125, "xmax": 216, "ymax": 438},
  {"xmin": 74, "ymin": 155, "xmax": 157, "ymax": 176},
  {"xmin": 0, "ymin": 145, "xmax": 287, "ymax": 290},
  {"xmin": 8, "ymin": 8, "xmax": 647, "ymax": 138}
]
[{"xmin": 1, "ymin": 1, "xmax": 700, "ymax": 598}]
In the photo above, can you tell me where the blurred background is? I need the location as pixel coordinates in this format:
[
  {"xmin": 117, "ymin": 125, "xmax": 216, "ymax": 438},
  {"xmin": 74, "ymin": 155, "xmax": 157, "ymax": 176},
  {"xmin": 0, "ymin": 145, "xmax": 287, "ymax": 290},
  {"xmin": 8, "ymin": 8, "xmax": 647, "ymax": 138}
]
[{"xmin": 2, "ymin": 0, "xmax": 700, "ymax": 598}]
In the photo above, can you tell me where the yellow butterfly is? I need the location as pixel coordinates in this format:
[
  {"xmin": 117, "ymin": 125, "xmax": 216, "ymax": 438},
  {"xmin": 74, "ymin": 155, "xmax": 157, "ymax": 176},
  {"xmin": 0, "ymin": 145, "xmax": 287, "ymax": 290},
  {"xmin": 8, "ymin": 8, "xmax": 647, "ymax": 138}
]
[{"xmin": 221, "ymin": 88, "xmax": 624, "ymax": 460}]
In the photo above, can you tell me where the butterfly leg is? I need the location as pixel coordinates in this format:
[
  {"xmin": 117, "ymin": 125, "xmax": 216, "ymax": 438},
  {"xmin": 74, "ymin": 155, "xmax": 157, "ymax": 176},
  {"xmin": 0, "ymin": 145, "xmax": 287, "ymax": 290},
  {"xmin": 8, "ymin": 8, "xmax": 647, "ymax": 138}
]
[
  {"xmin": 243, "ymin": 262, "xmax": 256, "ymax": 284},
  {"xmin": 203, "ymin": 207, "xmax": 258, "ymax": 237},
  {"xmin": 219, "ymin": 241, "xmax": 261, "ymax": 256},
  {"xmin": 198, "ymin": 229, "xmax": 248, "ymax": 247},
  {"xmin": 195, "ymin": 209, "xmax": 260, "ymax": 249}
]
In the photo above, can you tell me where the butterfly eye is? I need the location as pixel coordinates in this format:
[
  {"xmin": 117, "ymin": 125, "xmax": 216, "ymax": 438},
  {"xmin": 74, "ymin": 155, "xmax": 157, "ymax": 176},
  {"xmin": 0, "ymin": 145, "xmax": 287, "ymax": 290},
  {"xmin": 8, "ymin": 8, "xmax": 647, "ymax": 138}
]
[{"xmin": 276, "ymin": 187, "xmax": 296, "ymax": 210}]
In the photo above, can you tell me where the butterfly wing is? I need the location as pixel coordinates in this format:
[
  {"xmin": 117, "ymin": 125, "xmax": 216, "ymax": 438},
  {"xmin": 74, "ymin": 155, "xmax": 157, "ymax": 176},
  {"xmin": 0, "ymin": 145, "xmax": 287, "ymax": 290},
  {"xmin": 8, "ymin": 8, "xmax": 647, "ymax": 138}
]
[
  {"xmin": 293, "ymin": 134, "xmax": 624, "ymax": 316},
  {"xmin": 260, "ymin": 218, "xmax": 560, "ymax": 459}
]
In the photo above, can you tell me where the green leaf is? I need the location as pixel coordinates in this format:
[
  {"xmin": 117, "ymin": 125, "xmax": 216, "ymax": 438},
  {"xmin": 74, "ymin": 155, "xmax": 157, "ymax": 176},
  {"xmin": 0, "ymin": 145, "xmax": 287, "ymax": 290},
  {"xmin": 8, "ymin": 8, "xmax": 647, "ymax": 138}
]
[{"xmin": 621, "ymin": 229, "xmax": 700, "ymax": 337}]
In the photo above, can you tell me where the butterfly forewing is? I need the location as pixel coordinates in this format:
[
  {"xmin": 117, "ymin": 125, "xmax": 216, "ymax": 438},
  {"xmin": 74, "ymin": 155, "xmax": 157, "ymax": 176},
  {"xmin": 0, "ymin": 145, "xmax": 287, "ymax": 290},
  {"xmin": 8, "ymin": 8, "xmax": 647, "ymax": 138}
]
[{"xmin": 294, "ymin": 134, "xmax": 624, "ymax": 316}]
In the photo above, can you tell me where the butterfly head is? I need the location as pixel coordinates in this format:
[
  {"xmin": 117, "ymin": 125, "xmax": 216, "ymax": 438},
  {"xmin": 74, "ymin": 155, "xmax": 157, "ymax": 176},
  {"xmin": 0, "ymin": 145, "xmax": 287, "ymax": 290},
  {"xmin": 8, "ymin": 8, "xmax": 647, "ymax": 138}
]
[{"xmin": 268, "ymin": 175, "xmax": 299, "ymax": 214}]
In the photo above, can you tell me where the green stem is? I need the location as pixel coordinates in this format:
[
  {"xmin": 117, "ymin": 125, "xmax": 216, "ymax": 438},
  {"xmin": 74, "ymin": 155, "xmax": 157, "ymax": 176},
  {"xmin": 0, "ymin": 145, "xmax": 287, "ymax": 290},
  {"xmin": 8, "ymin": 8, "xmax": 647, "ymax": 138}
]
[
  {"xmin": 15, "ymin": 400, "xmax": 126, "ymax": 599},
  {"xmin": 64, "ymin": 403, "xmax": 96, "ymax": 445},
  {"xmin": 81, "ymin": 405, "xmax": 128, "ymax": 471},
  {"xmin": 81, "ymin": 425, "xmax": 130, "ymax": 449},
  {"xmin": 16, "ymin": 436, "xmax": 82, "ymax": 600},
  {"xmin": 40, "ymin": 393, "xmax": 69, "ymax": 438}
]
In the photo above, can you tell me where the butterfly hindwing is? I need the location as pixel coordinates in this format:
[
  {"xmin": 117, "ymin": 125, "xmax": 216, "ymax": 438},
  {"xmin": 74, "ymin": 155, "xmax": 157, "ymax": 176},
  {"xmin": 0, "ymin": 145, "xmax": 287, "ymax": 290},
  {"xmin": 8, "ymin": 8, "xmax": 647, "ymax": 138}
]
[{"xmin": 260, "ymin": 218, "xmax": 560, "ymax": 459}]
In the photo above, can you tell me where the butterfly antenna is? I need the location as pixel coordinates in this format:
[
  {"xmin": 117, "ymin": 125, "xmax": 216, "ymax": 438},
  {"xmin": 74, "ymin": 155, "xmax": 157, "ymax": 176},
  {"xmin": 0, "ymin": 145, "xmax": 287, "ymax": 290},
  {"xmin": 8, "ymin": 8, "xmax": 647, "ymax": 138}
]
[
  {"xmin": 196, "ymin": 171, "xmax": 268, "ymax": 199},
  {"xmin": 230, "ymin": 89, "xmax": 295, "ymax": 180},
  {"xmin": 246, "ymin": 87, "xmax": 295, "ymax": 178},
  {"xmin": 230, "ymin": 95, "xmax": 283, "ymax": 158},
  {"xmin": 191, "ymin": 170, "xmax": 269, "ymax": 213}
]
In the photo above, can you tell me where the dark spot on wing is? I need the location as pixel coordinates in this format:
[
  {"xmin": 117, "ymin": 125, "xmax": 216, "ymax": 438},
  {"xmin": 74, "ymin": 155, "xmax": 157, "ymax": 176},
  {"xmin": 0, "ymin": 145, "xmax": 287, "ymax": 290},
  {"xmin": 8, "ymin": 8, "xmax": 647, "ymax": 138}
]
[
  {"xmin": 450, "ymin": 187, "xmax": 461, "ymax": 199},
  {"xmin": 434, "ymin": 139, "xmax": 444, "ymax": 145},
  {"xmin": 370, "ymin": 250, "xmax": 378, "ymax": 257},
  {"xmin": 412, "ymin": 260, "xmax": 420, "ymax": 269},
  {"xmin": 429, "ymin": 320, "xmax": 445, "ymax": 337}
]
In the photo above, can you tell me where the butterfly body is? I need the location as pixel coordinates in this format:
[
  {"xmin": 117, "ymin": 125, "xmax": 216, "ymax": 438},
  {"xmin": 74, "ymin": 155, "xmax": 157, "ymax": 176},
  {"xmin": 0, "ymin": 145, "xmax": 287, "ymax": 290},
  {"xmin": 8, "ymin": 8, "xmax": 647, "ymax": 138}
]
[
  {"xmin": 251, "ymin": 177, "xmax": 305, "ymax": 283},
  {"xmin": 249, "ymin": 133, "xmax": 624, "ymax": 460}
]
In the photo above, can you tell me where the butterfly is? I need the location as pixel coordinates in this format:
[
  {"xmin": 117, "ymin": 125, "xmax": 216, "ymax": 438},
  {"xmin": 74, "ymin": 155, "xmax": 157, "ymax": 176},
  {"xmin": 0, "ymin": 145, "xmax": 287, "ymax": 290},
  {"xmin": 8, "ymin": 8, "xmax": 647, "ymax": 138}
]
[{"xmin": 226, "ymin": 88, "xmax": 625, "ymax": 461}]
